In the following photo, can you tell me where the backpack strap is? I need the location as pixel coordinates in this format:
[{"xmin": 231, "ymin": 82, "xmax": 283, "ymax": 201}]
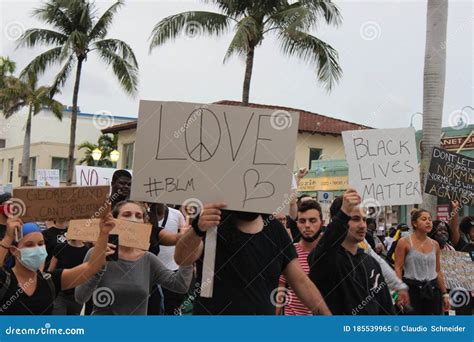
[
  {"xmin": 0, "ymin": 270, "xmax": 11, "ymax": 301},
  {"xmin": 41, "ymin": 272, "xmax": 56, "ymax": 300}
]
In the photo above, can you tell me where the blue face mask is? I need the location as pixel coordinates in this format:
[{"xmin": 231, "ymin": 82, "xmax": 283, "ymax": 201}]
[{"xmin": 18, "ymin": 246, "xmax": 47, "ymax": 271}]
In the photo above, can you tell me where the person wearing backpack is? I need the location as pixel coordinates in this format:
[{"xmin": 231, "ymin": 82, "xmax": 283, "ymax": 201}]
[{"xmin": 0, "ymin": 211, "xmax": 115, "ymax": 315}]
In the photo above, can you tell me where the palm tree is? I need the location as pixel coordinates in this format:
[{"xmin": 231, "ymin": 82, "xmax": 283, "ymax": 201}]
[
  {"xmin": 420, "ymin": 0, "xmax": 448, "ymax": 216},
  {"xmin": 18, "ymin": 0, "xmax": 138, "ymax": 185},
  {"xmin": 0, "ymin": 72, "xmax": 63, "ymax": 185},
  {"xmin": 0, "ymin": 56, "xmax": 16, "ymax": 87},
  {"xmin": 78, "ymin": 133, "xmax": 118, "ymax": 167},
  {"xmin": 149, "ymin": 0, "xmax": 342, "ymax": 105}
]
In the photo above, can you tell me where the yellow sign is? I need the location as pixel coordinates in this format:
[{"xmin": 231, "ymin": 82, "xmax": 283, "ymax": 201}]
[{"xmin": 298, "ymin": 176, "xmax": 349, "ymax": 191}]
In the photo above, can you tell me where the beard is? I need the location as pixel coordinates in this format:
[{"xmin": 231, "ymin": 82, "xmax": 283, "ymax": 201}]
[
  {"xmin": 301, "ymin": 230, "xmax": 322, "ymax": 242},
  {"xmin": 234, "ymin": 211, "xmax": 260, "ymax": 222}
]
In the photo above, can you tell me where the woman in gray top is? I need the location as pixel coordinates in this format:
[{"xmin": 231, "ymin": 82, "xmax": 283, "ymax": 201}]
[
  {"xmin": 75, "ymin": 201, "xmax": 192, "ymax": 315},
  {"xmin": 394, "ymin": 209, "xmax": 450, "ymax": 315}
]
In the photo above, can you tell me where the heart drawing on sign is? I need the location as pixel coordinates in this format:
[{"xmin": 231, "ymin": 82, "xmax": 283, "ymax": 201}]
[{"xmin": 242, "ymin": 169, "xmax": 275, "ymax": 207}]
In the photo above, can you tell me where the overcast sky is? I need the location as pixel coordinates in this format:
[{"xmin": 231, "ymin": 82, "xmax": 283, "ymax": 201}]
[{"xmin": 0, "ymin": 0, "xmax": 472, "ymax": 130}]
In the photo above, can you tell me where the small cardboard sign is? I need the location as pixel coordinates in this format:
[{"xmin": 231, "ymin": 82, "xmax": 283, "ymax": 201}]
[
  {"xmin": 440, "ymin": 250, "xmax": 474, "ymax": 291},
  {"xmin": 424, "ymin": 147, "xmax": 473, "ymax": 206},
  {"xmin": 36, "ymin": 169, "xmax": 60, "ymax": 187},
  {"xmin": 12, "ymin": 186, "xmax": 110, "ymax": 221},
  {"xmin": 67, "ymin": 218, "xmax": 151, "ymax": 250}
]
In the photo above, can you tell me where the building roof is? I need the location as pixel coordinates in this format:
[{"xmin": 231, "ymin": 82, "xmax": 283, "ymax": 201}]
[{"xmin": 101, "ymin": 100, "xmax": 371, "ymax": 135}]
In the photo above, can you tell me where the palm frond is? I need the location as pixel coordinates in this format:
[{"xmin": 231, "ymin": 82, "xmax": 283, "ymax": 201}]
[
  {"xmin": 149, "ymin": 11, "xmax": 233, "ymax": 52},
  {"xmin": 96, "ymin": 48, "xmax": 138, "ymax": 95},
  {"xmin": 89, "ymin": 0, "xmax": 124, "ymax": 39},
  {"xmin": 223, "ymin": 16, "xmax": 260, "ymax": 62},
  {"xmin": 17, "ymin": 28, "xmax": 68, "ymax": 48},
  {"xmin": 19, "ymin": 47, "xmax": 65, "ymax": 79}
]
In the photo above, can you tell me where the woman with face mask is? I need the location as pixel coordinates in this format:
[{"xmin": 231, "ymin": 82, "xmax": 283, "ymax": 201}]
[
  {"xmin": 0, "ymin": 211, "xmax": 115, "ymax": 315},
  {"xmin": 428, "ymin": 221, "xmax": 455, "ymax": 251},
  {"xmin": 394, "ymin": 209, "xmax": 450, "ymax": 315},
  {"xmin": 75, "ymin": 200, "xmax": 193, "ymax": 315}
]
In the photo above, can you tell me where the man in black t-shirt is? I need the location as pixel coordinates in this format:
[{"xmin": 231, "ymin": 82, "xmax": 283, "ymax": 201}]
[
  {"xmin": 174, "ymin": 203, "xmax": 331, "ymax": 315},
  {"xmin": 42, "ymin": 219, "xmax": 68, "ymax": 268}
]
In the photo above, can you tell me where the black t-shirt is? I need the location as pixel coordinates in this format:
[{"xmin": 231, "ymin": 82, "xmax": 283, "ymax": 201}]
[
  {"xmin": 42, "ymin": 227, "xmax": 67, "ymax": 265},
  {"xmin": 0, "ymin": 268, "xmax": 63, "ymax": 315},
  {"xmin": 286, "ymin": 216, "xmax": 301, "ymax": 243},
  {"xmin": 193, "ymin": 216, "xmax": 297, "ymax": 315},
  {"xmin": 52, "ymin": 243, "xmax": 89, "ymax": 296},
  {"xmin": 0, "ymin": 224, "xmax": 6, "ymax": 240}
]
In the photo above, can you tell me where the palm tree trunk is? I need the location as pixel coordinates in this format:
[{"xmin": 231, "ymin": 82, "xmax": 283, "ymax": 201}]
[
  {"xmin": 66, "ymin": 57, "xmax": 84, "ymax": 186},
  {"xmin": 242, "ymin": 45, "xmax": 255, "ymax": 106},
  {"xmin": 421, "ymin": 0, "xmax": 448, "ymax": 217},
  {"xmin": 20, "ymin": 105, "xmax": 33, "ymax": 186}
]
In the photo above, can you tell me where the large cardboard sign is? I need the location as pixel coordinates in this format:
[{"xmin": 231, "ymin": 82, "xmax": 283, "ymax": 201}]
[
  {"xmin": 342, "ymin": 128, "xmax": 422, "ymax": 206},
  {"xmin": 75, "ymin": 166, "xmax": 132, "ymax": 186},
  {"xmin": 425, "ymin": 147, "xmax": 473, "ymax": 206},
  {"xmin": 68, "ymin": 219, "xmax": 151, "ymax": 250},
  {"xmin": 131, "ymin": 101, "xmax": 300, "ymax": 214},
  {"xmin": 36, "ymin": 169, "xmax": 60, "ymax": 187},
  {"xmin": 12, "ymin": 186, "xmax": 110, "ymax": 221},
  {"xmin": 440, "ymin": 250, "xmax": 473, "ymax": 291}
]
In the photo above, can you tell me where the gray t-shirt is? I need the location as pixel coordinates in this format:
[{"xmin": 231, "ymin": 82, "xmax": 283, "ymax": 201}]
[{"xmin": 75, "ymin": 249, "xmax": 192, "ymax": 315}]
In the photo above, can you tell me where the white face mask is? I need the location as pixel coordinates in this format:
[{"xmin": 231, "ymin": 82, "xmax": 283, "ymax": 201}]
[{"xmin": 401, "ymin": 231, "xmax": 410, "ymax": 238}]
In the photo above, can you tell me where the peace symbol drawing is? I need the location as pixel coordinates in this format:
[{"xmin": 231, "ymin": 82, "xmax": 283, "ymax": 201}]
[{"xmin": 184, "ymin": 108, "xmax": 222, "ymax": 162}]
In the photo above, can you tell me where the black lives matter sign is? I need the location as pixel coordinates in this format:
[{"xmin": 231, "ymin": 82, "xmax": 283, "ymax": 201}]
[{"xmin": 425, "ymin": 147, "xmax": 473, "ymax": 206}]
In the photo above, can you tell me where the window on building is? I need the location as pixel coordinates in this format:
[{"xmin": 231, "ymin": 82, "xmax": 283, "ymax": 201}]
[
  {"xmin": 52, "ymin": 157, "xmax": 68, "ymax": 182},
  {"xmin": 0, "ymin": 139, "xmax": 5, "ymax": 148},
  {"xmin": 8, "ymin": 158, "xmax": 14, "ymax": 183},
  {"xmin": 29, "ymin": 157, "xmax": 37, "ymax": 182},
  {"xmin": 308, "ymin": 148, "xmax": 322, "ymax": 169},
  {"xmin": 123, "ymin": 143, "xmax": 134, "ymax": 169}
]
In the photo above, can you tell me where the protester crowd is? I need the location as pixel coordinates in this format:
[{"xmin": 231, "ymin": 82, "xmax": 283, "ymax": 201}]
[{"xmin": 0, "ymin": 169, "xmax": 472, "ymax": 316}]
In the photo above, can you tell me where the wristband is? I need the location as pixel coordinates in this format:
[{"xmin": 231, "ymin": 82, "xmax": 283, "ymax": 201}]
[{"xmin": 192, "ymin": 223, "xmax": 206, "ymax": 237}]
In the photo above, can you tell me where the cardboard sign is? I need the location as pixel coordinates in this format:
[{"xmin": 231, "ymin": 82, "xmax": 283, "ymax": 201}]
[
  {"xmin": 12, "ymin": 186, "xmax": 110, "ymax": 221},
  {"xmin": 440, "ymin": 250, "xmax": 474, "ymax": 291},
  {"xmin": 67, "ymin": 218, "xmax": 151, "ymax": 250},
  {"xmin": 36, "ymin": 169, "xmax": 60, "ymax": 187},
  {"xmin": 75, "ymin": 166, "xmax": 132, "ymax": 186},
  {"xmin": 342, "ymin": 128, "xmax": 422, "ymax": 206},
  {"xmin": 131, "ymin": 101, "xmax": 300, "ymax": 215},
  {"xmin": 424, "ymin": 147, "xmax": 473, "ymax": 206}
]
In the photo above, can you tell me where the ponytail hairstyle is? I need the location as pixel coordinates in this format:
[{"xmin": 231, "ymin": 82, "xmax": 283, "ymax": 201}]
[{"xmin": 410, "ymin": 208, "xmax": 430, "ymax": 230}]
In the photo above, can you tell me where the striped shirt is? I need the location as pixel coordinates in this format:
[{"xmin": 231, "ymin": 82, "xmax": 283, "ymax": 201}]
[{"xmin": 279, "ymin": 243, "xmax": 312, "ymax": 315}]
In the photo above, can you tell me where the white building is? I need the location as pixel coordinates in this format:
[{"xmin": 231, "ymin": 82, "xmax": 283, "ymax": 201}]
[{"xmin": 0, "ymin": 107, "xmax": 135, "ymax": 187}]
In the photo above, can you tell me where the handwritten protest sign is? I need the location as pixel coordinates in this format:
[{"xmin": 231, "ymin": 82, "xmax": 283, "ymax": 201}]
[
  {"xmin": 425, "ymin": 147, "xmax": 473, "ymax": 206},
  {"xmin": 130, "ymin": 101, "xmax": 300, "ymax": 215},
  {"xmin": 75, "ymin": 166, "xmax": 132, "ymax": 186},
  {"xmin": 12, "ymin": 186, "xmax": 110, "ymax": 221},
  {"xmin": 342, "ymin": 128, "xmax": 422, "ymax": 206},
  {"xmin": 68, "ymin": 219, "xmax": 151, "ymax": 250},
  {"xmin": 36, "ymin": 169, "xmax": 60, "ymax": 187},
  {"xmin": 440, "ymin": 250, "xmax": 473, "ymax": 291}
]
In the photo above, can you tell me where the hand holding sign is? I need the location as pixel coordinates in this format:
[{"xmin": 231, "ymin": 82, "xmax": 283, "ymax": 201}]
[
  {"xmin": 297, "ymin": 167, "xmax": 308, "ymax": 179},
  {"xmin": 5, "ymin": 217, "xmax": 23, "ymax": 242},
  {"xmin": 341, "ymin": 187, "xmax": 362, "ymax": 216},
  {"xmin": 198, "ymin": 203, "xmax": 226, "ymax": 232},
  {"xmin": 99, "ymin": 203, "xmax": 115, "ymax": 235}
]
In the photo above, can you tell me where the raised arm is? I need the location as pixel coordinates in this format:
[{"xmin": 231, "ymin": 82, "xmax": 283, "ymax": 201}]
[
  {"xmin": 449, "ymin": 200, "xmax": 460, "ymax": 246},
  {"xmin": 0, "ymin": 218, "xmax": 22, "ymax": 266},
  {"xmin": 61, "ymin": 207, "xmax": 115, "ymax": 290},
  {"xmin": 174, "ymin": 203, "xmax": 225, "ymax": 266}
]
